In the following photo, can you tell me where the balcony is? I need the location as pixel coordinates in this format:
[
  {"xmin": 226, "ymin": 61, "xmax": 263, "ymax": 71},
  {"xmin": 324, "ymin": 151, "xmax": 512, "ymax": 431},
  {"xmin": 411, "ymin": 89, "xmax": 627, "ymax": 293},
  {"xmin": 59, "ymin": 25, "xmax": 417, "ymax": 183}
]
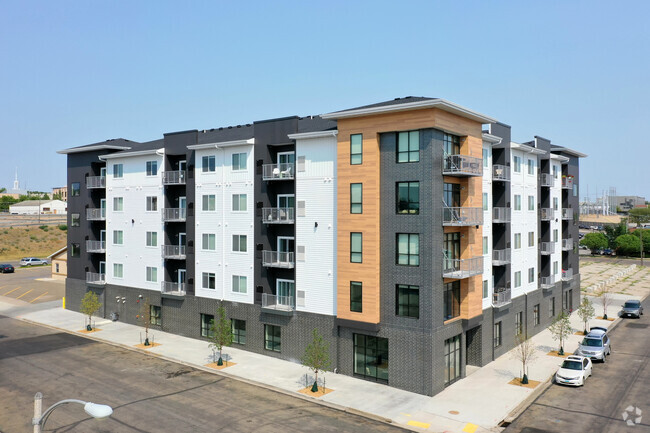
[
  {"xmin": 262, "ymin": 251, "xmax": 294, "ymax": 269},
  {"xmin": 263, "ymin": 163, "xmax": 294, "ymax": 180},
  {"xmin": 562, "ymin": 238, "xmax": 573, "ymax": 251},
  {"xmin": 443, "ymin": 154, "xmax": 483, "ymax": 177},
  {"xmin": 562, "ymin": 268, "xmax": 574, "ymax": 282},
  {"xmin": 493, "ymin": 207, "xmax": 511, "ymax": 223},
  {"xmin": 492, "ymin": 248, "xmax": 511, "ymax": 266},
  {"xmin": 162, "ymin": 208, "xmax": 186, "ymax": 222},
  {"xmin": 86, "ymin": 240, "xmax": 106, "ymax": 253},
  {"xmin": 162, "ymin": 245, "xmax": 186, "ymax": 260},
  {"xmin": 492, "ymin": 287, "xmax": 512, "ymax": 308},
  {"xmin": 86, "ymin": 208, "xmax": 106, "ymax": 221},
  {"xmin": 261, "ymin": 293, "xmax": 295, "ymax": 316},
  {"xmin": 161, "ymin": 281, "xmax": 186, "ymax": 298},
  {"xmin": 562, "ymin": 208, "xmax": 573, "ymax": 220},
  {"xmin": 562, "ymin": 176, "xmax": 574, "ymax": 189},
  {"xmin": 442, "ymin": 255, "xmax": 484, "ymax": 279},
  {"xmin": 540, "ymin": 208, "xmax": 554, "ymax": 221},
  {"xmin": 86, "ymin": 176, "xmax": 106, "ymax": 189},
  {"xmin": 262, "ymin": 207, "xmax": 295, "ymax": 224},
  {"xmin": 443, "ymin": 207, "xmax": 483, "ymax": 226},
  {"xmin": 86, "ymin": 272, "xmax": 105, "ymax": 285},
  {"xmin": 492, "ymin": 164, "xmax": 510, "ymax": 181},
  {"xmin": 539, "ymin": 173, "xmax": 554, "ymax": 188},
  {"xmin": 162, "ymin": 170, "xmax": 186, "ymax": 185},
  {"xmin": 541, "ymin": 275, "xmax": 555, "ymax": 290},
  {"xmin": 540, "ymin": 242, "xmax": 556, "ymax": 255}
]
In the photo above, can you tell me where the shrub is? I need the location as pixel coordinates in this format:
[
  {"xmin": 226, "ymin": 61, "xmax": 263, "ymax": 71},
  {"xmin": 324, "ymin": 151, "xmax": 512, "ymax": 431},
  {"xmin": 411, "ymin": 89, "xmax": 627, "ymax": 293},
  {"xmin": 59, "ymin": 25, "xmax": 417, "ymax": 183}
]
[
  {"xmin": 39, "ymin": 225, "xmax": 48, "ymax": 231},
  {"xmin": 58, "ymin": 224, "xmax": 67, "ymax": 231}
]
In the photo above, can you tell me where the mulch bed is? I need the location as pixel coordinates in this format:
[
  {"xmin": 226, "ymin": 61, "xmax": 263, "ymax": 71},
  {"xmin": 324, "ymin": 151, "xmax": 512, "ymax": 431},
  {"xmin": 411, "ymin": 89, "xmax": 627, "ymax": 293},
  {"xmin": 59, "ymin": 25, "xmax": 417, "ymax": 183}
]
[
  {"xmin": 77, "ymin": 328, "xmax": 102, "ymax": 333},
  {"xmin": 297, "ymin": 386, "xmax": 334, "ymax": 398},
  {"xmin": 508, "ymin": 378, "xmax": 541, "ymax": 389},
  {"xmin": 547, "ymin": 350, "xmax": 573, "ymax": 358},
  {"xmin": 134, "ymin": 342, "xmax": 161, "ymax": 349},
  {"xmin": 595, "ymin": 316, "xmax": 615, "ymax": 321},
  {"xmin": 205, "ymin": 362, "xmax": 237, "ymax": 370}
]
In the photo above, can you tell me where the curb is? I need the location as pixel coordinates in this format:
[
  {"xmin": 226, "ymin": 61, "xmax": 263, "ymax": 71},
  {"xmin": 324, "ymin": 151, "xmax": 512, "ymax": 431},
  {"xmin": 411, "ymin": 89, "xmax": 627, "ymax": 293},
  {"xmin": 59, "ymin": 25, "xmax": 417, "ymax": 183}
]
[{"xmin": 502, "ymin": 372, "xmax": 554, "ymax": 424}]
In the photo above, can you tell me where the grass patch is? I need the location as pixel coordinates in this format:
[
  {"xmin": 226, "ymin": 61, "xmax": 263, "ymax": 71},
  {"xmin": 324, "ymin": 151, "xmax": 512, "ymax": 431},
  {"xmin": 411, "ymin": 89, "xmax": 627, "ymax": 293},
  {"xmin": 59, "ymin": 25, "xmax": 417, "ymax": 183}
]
[{"xmin": 0, "ymin": 226, "xmax": 66, "ymax": 261}]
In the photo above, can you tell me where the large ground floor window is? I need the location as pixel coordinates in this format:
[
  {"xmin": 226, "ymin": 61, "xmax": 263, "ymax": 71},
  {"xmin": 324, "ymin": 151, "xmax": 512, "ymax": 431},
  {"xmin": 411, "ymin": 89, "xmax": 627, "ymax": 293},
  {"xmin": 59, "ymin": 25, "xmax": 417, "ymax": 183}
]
[
  {"xmin": 264, "ymin": 324, "xmax": 281, "ymax": 352},
  {"xmin": 353, "ymin": 334, "xmax": 388, "ymax": 383},
  {"xmin": 444, "ymin": 334, "xmax": 461, "ymax": 385},
  {"xmin": 443, "ymin": 281, "xmax": 460, "ymax": 321},
  {"xmin": 232, "ymin": 319, "xmax": 246, "ymax": 345}
]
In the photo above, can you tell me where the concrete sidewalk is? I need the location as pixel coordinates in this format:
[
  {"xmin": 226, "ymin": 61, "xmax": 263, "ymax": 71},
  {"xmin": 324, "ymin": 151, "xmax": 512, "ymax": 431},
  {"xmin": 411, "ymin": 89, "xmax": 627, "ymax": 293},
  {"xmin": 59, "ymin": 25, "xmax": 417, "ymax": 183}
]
[{"xmin": 1, "ymin": 293, "xmax": 640, "ymax": 433}]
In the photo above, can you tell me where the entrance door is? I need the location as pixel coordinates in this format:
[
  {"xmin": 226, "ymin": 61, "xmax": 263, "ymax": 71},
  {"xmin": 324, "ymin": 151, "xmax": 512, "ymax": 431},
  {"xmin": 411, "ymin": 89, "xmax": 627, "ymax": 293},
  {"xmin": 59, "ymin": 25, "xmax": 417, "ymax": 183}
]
[
  {"xmin": 100, "ymin": 230, "xmax": 106, "ymax": 247},
  {"xmin": 100, "ymin": 167, "xmax": 106, "ymax": 177},
  {"xmin": 99, "ymin": 261, "xmax": 106, "ymax": 276},
  {"xmin": 466, "ymin": 326, "xmax": 482, "ymax": 367},
  {"xmin": 276, "ymin": 279, "xmax": 295, "ymax": 307},
  {"xmin": 179, "ymin": 160, "xmax": 187, "ymax": 183},
  {"xmin": 178, "ymin": 269, "xmax": 186, "ymax": 285},
  {"xmin": 179, "ymin": 233, "xmax": 186, "ymax": 247},
  {"xmin": 100, "ymin": 199, "xmax": 106, "ymax": 218},
  {"xmin": 179, "ymin": 196, "xmax": 187, "ymax": 219},
  {"xmin": 278, "ymin": 237, "xmax": 294, "ymax": 253},
  {"xmin": 277, "ymin": 152, "xmax": 295, "ymax": 165}
]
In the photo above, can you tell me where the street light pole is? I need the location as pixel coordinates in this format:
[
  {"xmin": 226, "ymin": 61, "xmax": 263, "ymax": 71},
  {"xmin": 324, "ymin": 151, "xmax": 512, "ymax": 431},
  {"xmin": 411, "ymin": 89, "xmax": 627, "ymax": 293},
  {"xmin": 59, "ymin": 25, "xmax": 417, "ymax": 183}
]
[{"xmin": 32, "ymin": 392, "xmax": 113, "ymax": 432}]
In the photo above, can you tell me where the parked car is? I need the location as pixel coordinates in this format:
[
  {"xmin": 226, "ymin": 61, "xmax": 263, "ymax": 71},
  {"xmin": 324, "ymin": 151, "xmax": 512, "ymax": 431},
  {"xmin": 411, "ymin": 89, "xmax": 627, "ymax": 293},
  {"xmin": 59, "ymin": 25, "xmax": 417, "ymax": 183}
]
[
  {"xmin": 555, "ymin": 355, "xmax": 593, "ymax": 386},
  {"xmin": 0, "ymin": 264, "xmax": 14, "ymax": 273},
  {"xmin": 574, "ymin": 326, "xmax": 611, "ymax": 362},
  {"xmin": 620, "ymin": 300, "xmax": 644, "ymax": 318},
  {"xmin": 19, "ymin": 257, "xmax": 48, "ymax": 266}
]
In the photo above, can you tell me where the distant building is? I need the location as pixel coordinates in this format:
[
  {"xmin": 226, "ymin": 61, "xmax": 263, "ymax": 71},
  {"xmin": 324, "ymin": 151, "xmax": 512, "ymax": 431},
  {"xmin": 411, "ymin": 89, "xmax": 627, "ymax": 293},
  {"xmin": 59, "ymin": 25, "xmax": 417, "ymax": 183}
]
[
  {"xmin": 610, "ymin": 195, "xmax": 646, "ymax": 212},
  {"xmin": 9, "ymin": 168, "xmax": 27, "ymax": 195},
  {"xmin": 8, "ymin": 199, "xmax": 67, "ymax": 215},
  {"xmin": 48, "ymin": 246, "xmax": 67, "ymax": 280},
  {"xmin": 52, "ymin": 186, "xmax": 68, "ymax": 202}
]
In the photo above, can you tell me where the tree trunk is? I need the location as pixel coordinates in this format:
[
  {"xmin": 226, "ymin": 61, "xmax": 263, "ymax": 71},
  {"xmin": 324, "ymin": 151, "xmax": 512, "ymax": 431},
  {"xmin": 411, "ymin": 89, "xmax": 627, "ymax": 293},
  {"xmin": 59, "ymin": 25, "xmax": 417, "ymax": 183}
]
[{"xmin": 217, "ymin": 347, "xmax": 223, "ymax": 366}]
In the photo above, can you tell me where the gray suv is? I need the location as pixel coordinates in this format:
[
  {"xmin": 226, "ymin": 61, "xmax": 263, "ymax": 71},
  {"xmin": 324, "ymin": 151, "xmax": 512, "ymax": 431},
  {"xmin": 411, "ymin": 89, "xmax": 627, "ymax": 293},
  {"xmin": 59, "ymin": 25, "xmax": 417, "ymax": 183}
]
[{"xmin": 575, "ymin": 327, "xmax": 611, "ymax": 363}]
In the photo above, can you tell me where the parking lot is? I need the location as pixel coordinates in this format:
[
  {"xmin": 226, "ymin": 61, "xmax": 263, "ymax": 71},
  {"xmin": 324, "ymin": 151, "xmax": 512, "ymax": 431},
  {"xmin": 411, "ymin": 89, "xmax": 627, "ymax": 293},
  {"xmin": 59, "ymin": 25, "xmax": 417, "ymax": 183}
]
[{"xmin": 0, "ymin": 264, "xmax": 64, "ymax": 304}]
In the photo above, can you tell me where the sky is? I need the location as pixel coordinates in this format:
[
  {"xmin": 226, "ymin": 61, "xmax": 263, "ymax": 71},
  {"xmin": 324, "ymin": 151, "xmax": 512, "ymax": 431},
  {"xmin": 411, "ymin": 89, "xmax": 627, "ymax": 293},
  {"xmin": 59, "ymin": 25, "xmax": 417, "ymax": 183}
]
[{"xmin": 1, "ymin": 1, "xmax": 648, "ymax": 201}]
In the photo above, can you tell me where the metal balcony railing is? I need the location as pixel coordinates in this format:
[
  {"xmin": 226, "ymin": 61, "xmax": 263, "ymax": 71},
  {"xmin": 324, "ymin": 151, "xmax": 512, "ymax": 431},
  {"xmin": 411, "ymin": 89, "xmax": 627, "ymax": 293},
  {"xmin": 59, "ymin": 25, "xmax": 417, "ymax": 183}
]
[
  {"xmin": 562, "ymin": 238, "xmax": 573, "ymax": 251},
  {"xmin": 162, "ymin": 245, "xmax": 186, "ymax": 260},
  {"xmin": 162, "ymin": 208, "xmax": 186, "ymax": 222},
  {"xmin": 562, "ymin": 268, "xmax": 573, "ymax": 282},
  {"xmin": 493, "ymin": 207, "xmax": 511, "ymax": 223},
  {"xmin": 443, "ymin": 207, "xmax": 483, "ymax": 226},
  {"xmin": 443, "ymin": 154, "xmax": 483, "ymax": 176},
  {"xmin": 261, "ymin": 293, "xmax": 295, "ymax": 313},
  {"xmin": 86, "ymin": 208, "xmax": 106, "ymax": 221},
  {"xmin": 492, "ymin": 287, "xmax": 512, "ymax": 308},
  {"xmin": 540, "ymin": 208, "xmax": 554, "ymax": 221},
  {"xmin": 540, "ymin": 173, "xmax": 554, "ymax": 187},
  {"xmin": 263, "ymin": 163, "xmax": 294, "ymax": 180},
  {"xmin": 86, "ymin": 240, "xmax": 106, "ymax": 253},
  {"xmin": 262, "ymin": 251, "xmax": 295, "ymax": 268},
  {"xmin": 262, "ymin": 207, "xmax": 295, "ymax": 224},
  {"xmin": 86, "ymin": 272, "xmax": 105, "ymax": 285},
  {"xmin": 86, "ymin": 176, "xmax": 106, "ymax": 189},
  {"xmin": 161, "ymin": 281, "xmax": 186, "ymax": 297},
  {"xmin": 562, "ymin": 176, "xmax": 574, "ymax": 189},
  {"xmin": 492, "ymin": 248, "xmax": 511, "ymax": 266},
  {"xmin": 562, "ymin": 208, "xmax": 573, "ymax": 220},
  {"xmin": 162, "ymin": 170, "xmax": 186, "ymax": 185},
  {"xmin": 492, "ymin": 164, "xmax": 510, "ymax": 181},
  {"xmin": 442, "ymin": 254, "xmax": 483, "ymax": 279},
  {"xmin": 540, "ymin": 242, "xmax": 556, "ymax": 255},
  {"xmin": 540, "ymin": 275, "xmax": 555, "ymax": 290}
]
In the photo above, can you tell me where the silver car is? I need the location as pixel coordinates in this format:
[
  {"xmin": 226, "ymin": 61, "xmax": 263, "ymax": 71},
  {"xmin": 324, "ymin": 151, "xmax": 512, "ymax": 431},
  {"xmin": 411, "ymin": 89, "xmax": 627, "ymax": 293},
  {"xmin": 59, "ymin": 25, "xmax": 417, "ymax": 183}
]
[
  {"xmin": 19, "ymin": 257, "xmax": 48, "ymax": 266},
  {"xmin": 575, "ymin": 327, "xmax": 611, "ymax": 363},
  {"xmin": 620, "ymin": 300, "xmax": 644, "ymax": 318}
]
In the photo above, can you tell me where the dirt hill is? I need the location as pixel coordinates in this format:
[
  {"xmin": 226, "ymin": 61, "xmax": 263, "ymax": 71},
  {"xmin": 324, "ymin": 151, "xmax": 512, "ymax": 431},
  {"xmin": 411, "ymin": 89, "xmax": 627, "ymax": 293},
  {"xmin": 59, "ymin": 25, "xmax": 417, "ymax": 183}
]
[{"xmin": 0, "ymin": 225, "xmax": 67, "ymax": 261}]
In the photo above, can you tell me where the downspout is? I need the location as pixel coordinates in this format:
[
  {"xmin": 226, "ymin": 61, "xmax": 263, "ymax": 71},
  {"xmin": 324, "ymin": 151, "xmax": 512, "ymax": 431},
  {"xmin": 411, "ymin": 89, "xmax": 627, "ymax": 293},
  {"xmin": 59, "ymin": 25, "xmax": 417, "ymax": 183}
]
[{"xmin": 215, "ymin": 144, "xmax": 225, "ymax": 302}]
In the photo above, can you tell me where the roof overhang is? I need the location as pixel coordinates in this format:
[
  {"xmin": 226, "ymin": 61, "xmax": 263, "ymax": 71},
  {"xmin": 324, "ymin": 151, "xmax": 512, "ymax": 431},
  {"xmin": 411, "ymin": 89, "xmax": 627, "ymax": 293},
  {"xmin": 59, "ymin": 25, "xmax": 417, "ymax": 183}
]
[
  {"xmin": 482, "ymin": 133, "xmax": 502, "ymax": 145},
  {"xmin": 550, "ymin": 153, "xmax": 570, "ymax": 163},
  {"xmin": 188, "ymin": 138, "xmax": 255, "ymax": 150},
  {"xmin": 99, "ymin": 148, "xmax": 164, "ymax": 160},
  {"xmin": 510, "ymin": 142, "xmax": 547, "ymax": 155},
  {"xmin": 57, "ymin": 145, "xmax": 131, "ymax": 155},
  {"xmin": 551, "ymin": 146, "xmax": 588, "ymax": 158},
  {"xmin": 287, "ymin": 130, "xmax": 338, "ymax": 140},
  {"xmin": 48, "ymin": 246, "xmax": 67, "ymax": 258}
]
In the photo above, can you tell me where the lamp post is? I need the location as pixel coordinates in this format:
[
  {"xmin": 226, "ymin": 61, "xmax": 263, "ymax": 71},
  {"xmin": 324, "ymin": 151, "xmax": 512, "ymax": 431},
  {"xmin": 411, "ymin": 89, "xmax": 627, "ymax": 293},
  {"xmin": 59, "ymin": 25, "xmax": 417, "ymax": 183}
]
[{"xmin": 32, "ymin": 392, "xmax": 113, "ymax": 433}]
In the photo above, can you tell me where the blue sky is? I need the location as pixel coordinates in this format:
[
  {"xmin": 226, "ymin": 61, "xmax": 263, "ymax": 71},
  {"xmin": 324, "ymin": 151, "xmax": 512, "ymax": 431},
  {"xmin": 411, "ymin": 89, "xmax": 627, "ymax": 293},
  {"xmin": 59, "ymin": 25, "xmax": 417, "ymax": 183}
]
[{"xmin": 1, "ymin": 1, "xmax": 648, "ymax": 201}]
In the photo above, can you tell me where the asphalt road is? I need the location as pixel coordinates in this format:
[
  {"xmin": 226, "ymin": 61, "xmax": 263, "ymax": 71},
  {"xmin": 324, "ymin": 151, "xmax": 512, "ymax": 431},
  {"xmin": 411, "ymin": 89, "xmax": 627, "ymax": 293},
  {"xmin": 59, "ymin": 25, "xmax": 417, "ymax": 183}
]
[
  {"xmin": 0, "ymin": 265, "xmax": 64, "ymax": 304},
  {"xmin": 0, "ymin": 316, "xmax": 406, "ymax": 433},
  {"xmin": 505, "ymin": 298, "xmax": 650, "ymax": 433}
]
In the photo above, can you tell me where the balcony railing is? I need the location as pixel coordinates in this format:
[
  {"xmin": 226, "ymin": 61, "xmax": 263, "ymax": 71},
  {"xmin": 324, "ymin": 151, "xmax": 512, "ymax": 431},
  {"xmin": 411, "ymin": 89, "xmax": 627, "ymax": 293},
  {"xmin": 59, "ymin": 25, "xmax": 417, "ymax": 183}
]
[
  {"xmin": 492, "ymin": 287, "xmax": 512, "ymax": 308},
  {"xmin": 540, "ymin": 275, "xmax": 555, "ymax": 290},
  {"xmin": 86, "ymin": 208, "xmax": 106, "ymax": 221},
  {"xmin": 443, "ymin": 154, "xmax": 483, "ymax": 177},
  {"xmin": 161, "ymin": 281, "xmax": 186, "ymax": 297},
  {"xmin": 562, "ymin": 208, "xmax": 573, "ymax": 220},
  {"xmin": 261, "ymin": 293, "xmax": 295, "ymax": 315},
  {"xmin": 540, "ymin": 242, "xmax": 556, "ymax": 255},
  {"xmin": 540, "ymin": 173, "xmax": 554, "ymax": 187},
  {"xmin": 562, "ymin": 268, "xmax": 573, "ymax": 282},
  {"xmin": 86, "ymin": 176, "xmax": 106, "ymax": 189},
  {"xmin": 562, "ymin": 238, "xmax": 573, "ymax": 251},
  {"xmin": 162, "ymin": 208, "xmax": 186, "ymax": 222},
  {"xmin": 443, "ymin": 207, "xmax": 483, "ymax": 226},
  {"xmin": 492, "ymin": 248, "xmax": 511, "ymax": 266},
  {"xmin": 162, "ymin": 245, "xmax": 186, "ymax": 260},
  {"xmin": 162, "ymin": 170, "xmax": 186, "ymax": 185},
  {"xmin": 540, "ymin": 208, "xmax": 554, "ymax": 221},
  {"xmin": 492, "ymin": 164, "xmax": 510, "ymax": 181},
  {"xmin": 263, "ymin": 163, "xmax": 294, "ymax": 180},
  {"xmin": 86, "ymin": 240, "xmax": 106, "ymax": 253},
  {"xmin": 86, "ymin": 272, "xmax": 105, "ymax": 285},
  {"xmin": 262, "ymin": 251, "xmax": 295, "ymax": 269},
  {"xmin": 493, "ymin": 207, "xmax": 511, "ymax": 223},
  {"xmin": 442, "ymin": 254, "xmax": 484, "ymax": 279},
  {"xmin": 562, "ymin": 176, "xmax": 574, "ymax": 189},
  {"xmin": 262, "ymin": 207, "xmax": 295, "ymax": 224}
]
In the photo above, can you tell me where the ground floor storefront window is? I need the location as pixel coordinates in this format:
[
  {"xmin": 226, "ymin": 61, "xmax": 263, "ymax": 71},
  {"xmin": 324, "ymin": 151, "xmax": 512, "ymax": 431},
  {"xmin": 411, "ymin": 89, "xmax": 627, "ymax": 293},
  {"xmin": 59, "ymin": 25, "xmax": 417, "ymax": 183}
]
[
  {"xmin": 353, "ymin": 334, "xmax": 388, "ymax": 383},
  {"xmin": 444, "ymin": 334, "xmax": 461, "ymax": 385}
]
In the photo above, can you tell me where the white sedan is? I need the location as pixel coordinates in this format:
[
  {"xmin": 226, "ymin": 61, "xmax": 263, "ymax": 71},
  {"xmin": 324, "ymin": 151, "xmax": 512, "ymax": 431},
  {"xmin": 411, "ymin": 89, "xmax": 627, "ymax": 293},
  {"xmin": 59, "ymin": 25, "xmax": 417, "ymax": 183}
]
[{"xmin": 555, "ymin": 355, "xmax": 593, "ymax": 386}]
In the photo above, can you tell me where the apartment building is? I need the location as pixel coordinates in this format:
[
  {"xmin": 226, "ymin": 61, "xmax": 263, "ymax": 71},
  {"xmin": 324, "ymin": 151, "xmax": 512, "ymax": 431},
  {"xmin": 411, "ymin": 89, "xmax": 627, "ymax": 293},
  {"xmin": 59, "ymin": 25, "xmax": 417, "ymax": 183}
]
[{"xmin": 59, "ymin": 97, "xmax": 585, "ymax": 396}]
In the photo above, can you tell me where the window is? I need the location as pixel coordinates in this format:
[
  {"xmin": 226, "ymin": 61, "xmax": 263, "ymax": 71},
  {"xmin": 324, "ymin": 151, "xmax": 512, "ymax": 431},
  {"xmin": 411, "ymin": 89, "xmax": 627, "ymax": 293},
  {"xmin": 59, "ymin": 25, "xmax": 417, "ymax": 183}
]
[
  {"xmin": 353, "ymin": 334, "xmax": 388, "ymax": 383},
  {"xmin": 201, "ymin": 314, "xmax": 214, "ymax": 338},
  {"xmin": 146, "ymin": 231, "xmax": 157, "ymax": 247},
  {"xmin": 350, "ymin": 282, "xmax": 362, "ymax": 312},
  {"xmin": 397, "ymin": 130, "xmax": 419, "ymax": 163},
  {"xmin": 202, "ymin": 233, "xmax": 216, "ymax": 250},
  {"xmin": 232, "ymin": 235, "xmax": 247, "ymax": 252},
  {"xmin": 350, "ymin": 183, "xmax": 362, "ymax": 214},
  {"xmin": 232, "ymin": 153, "xmax": 247, "ymax": 170},
  {"xmin": 232, "ymin": 194, "xmax": 247, "ymax": 211},
  {"xmin": 553, "ymin": 261, "xmax": 558, "ymax": 275},
  {"xmin": 514, "ymin": 233, "xmax": 521, "ymax": 249},
  {"xmin": 527, "ymin": 159, "xmax": 535, "ymax": 175},
  {"xmin": 146, "ymin": 266, "xmax": 157, "ymax": 282},
  {"xmin": 515, "ymin": 271, "xmax": 521, "ymax": 288},
  {"xmin": 483, "ymin": 236, "xmax": 488, "ymax": 255},
  {"xmin": 113, "ymin": 164, "xmax": 123, "ymax": 178},
  {"xmin": 71, "ymin": 243, "xmax": 80, "ymax": 257},
  {"xmin": 232, "ymin": 275, "xmax": 247, "ymax": 293},
  {"xmin": 146, "ymin": 196, "xmax": 158, "ymax": 211},
  {"xmin": 113, "ymin": 197, "xmax": 123, "ymax": 211},
  {"xmin": 146, "ymin": 161, "xmax": 158, "ymax": 176},
  {"xmin": 151, "ymin": 305, "xmax": 161, "ymax": 326},
  {"xmin": 443, "ymin": 281, "xmax": 460, "ymax": 320},
  {"xmin": 515, "ymin": 312, "xmax": 523, "ymax": 336},
  {"xmin": 533, "ymin": 304, "xmax": 540, "ymax": 326},
  {"xmin": 232, "ymin": 319, "xmax": 246, "ymax": 345},
  {"xmin": 113, "ymin": 230, "xmax": 123, "ymax": 245},
  {"xmin": 202, "ymin": 272, "xmax": 216, "ymax": 289},
  {"xmin": 553, "ymin": 197, "xmax": 559, "ymax": 210},
  {"xmin": 443, "ymin": 133, "xmax": 460, "ymax": 155},
  {"xmin": 264, "ymin": 324, "xmax": 281, "ymax": 352},
  {"xmin": 553, "ymin": 229, "xmax": 559, "ymax": 243},
  {"xmin": 494, "ymin": 321, "xmax": 502, "ymax": 347},
  {"xmin": 573, "ymin": 184, "xmax": 578, "ymax": 197},
  {"xmin": 513, "ymin": 156, "xmax": 521, "ymax": 173},
  {"xmin": 397, "ymin": 233, "xmax": 419, "ymax": 266},
  {"xmin": 549, "ymin": 297, "xmax": 556, "ymax": 317},
  {"xmin": 514, "ymin": 195, "xmax": 521, "ymax": 211},
  {"xmin": 528, "ymin": 232, "xmax": 535, "ymax": 247},
  {"xmin": 483, "ymin": 193, "xmax": 488, "ymax": 211},
  {"xmin": 444, "ymin": 183, "xmax": 460, "ymax": 207},
  {"xmin": 350, "ymin": 134, "xmax": 362, "ymax": 165},
  {"xmin": 483, "ymin": 279, "xmax": 489, "ymax": 299},
  {"xmin": 444, "ymin": 335, "xmax": 461, "ymax": 385},
  {"xmin": 202, "ymin": 155, "xmax": 216, "ymax": 172},
  {"xmin": 113, "ymin": 263, "xmax": 123, "ymax": 278},
  {"xmin": 396, "ymin": 284, "xmax": 419, "ymax": 318},
  {"xmin": 71, "ymin": 182, "xmax": 80, "ymax": 196},
  {"xmin": 529, "ymin": 267, "xmax": 535, "ymax": 283},
  {"xmin": 396, "ymin": 181, "xmax": 419, "ymax": 214},
  {"xmin": 202, "ymin": 194, "xmax": 216, "ymax": 211},
  {"xmin": 71, "ymin": 213, "xmax": 80, "ymax": 227},
  {"xmin": 482, "ymin": 148, "xmax": 489, "ymax": 167},
  {"xmin": 553, "ymin": 165, "xmax": 559, "ymax": 179},
  {"xmin": 528, "ymin": 195, "xmax": 535, "ymax": 211},
  {"xmin": 350, "ymin": 233, "xmax": 362, "ymax": 263}
]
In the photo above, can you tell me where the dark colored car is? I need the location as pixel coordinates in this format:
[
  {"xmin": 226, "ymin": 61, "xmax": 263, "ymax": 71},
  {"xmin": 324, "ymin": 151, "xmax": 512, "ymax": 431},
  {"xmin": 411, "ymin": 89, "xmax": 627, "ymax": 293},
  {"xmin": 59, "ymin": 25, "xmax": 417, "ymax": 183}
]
[
  {"xmin": 620, "ymin": 300, "xmax": 644, "ymax": 318},
  {"xmin": 0, "ymin": 264, "xmax": 15, "ymax": 273}
]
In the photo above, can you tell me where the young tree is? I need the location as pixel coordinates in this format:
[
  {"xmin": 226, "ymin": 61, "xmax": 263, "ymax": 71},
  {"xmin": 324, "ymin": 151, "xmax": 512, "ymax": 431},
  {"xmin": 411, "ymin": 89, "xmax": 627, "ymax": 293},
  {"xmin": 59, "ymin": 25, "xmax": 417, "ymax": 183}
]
[
  {"xmin": 136, "ymin": 297, "xmax": 152, "ymax": 345},
  {"xmin": 208, "ymin": 304, "xmax": 232, "ymax": 366},
  {"xmin": 576, "ymin": 297, "xmax": 595, "ymax": 334},
  {"xmin": 598, "ymin": 286, "xmax": 613, "ymax": 320},
  {"xmin": 511, "ymin": 334, "xmax": 538, "ymax": 384},
  {"xmin": 301, "ymin": 329, "xmax": 331, "ymax": 392},
  {"xmin": 80, "ymin": 291, "xmax": 101, "ymax": 331},
  {"xmin": 580, "ymin": 233, "xmax": 608, "ymax": 254},
  {"xmin": 548, "ymin": 312, "xmax": 572, "ymax": 356}
]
